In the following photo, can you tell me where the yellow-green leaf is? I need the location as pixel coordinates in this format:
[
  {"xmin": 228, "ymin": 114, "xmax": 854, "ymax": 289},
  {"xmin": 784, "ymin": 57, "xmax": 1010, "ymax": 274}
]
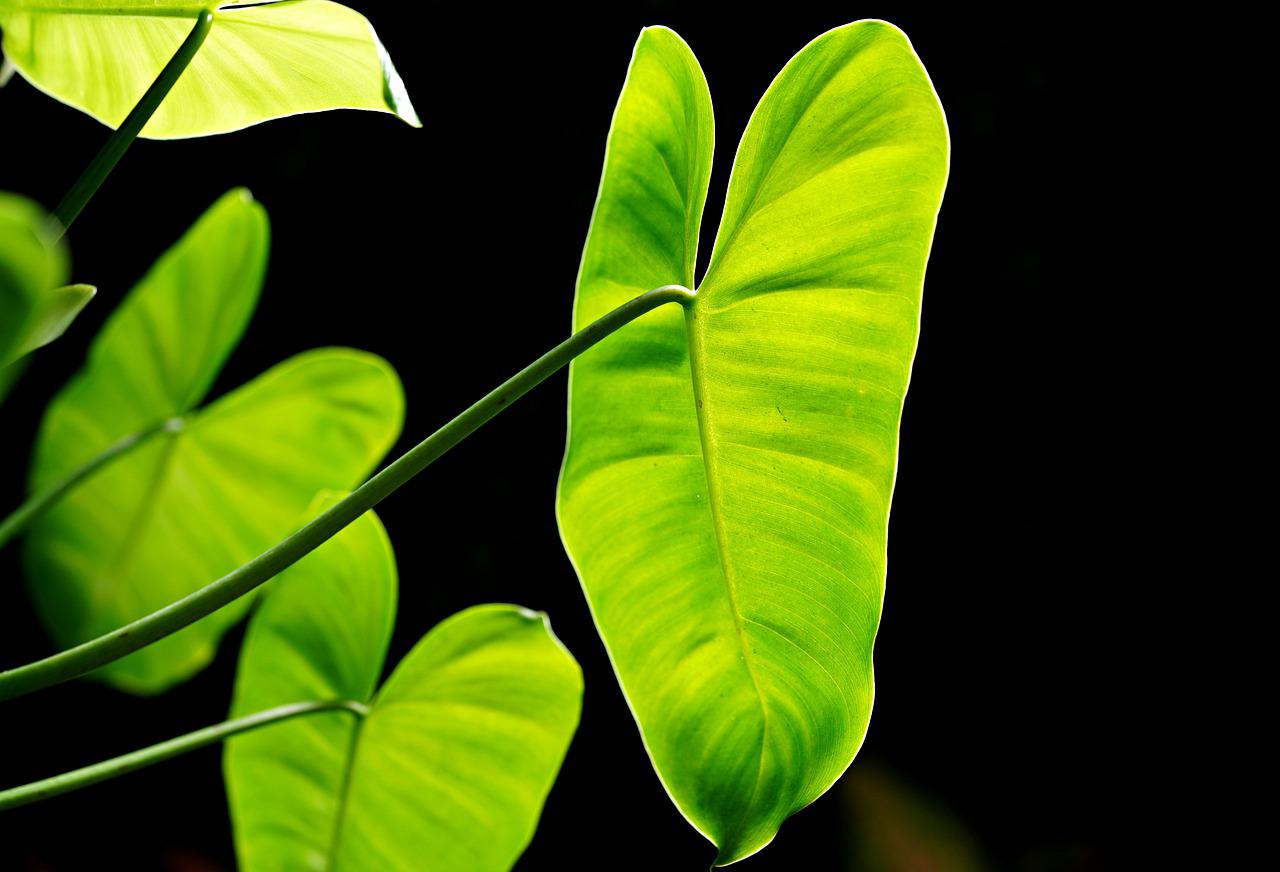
[
  {"xmin": 227, "ymin": 503, "xmax": 583, "ymax": 871},
  {"xmin": 557, "ymin": 21, "xmax": 949, "ymax": 863},
  {"xmin": 0, "ymin": 0, "xmax": 420, "ymax": 139},
  {"xmin": 23, "ymin": 190, "xmax": 404, "ymax": 693}
]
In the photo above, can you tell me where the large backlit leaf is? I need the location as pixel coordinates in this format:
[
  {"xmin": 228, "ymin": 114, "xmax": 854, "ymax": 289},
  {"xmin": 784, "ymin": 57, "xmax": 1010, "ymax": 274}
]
[
  {"xmin": 227, "ymin": 506, "xmax": 583, "ymax": 872},
  {"xmin": 0, "ymin": 192, "xmax": 94, "ymax": 399},
  {"xmin": 23, "ymin": 190, "xmax": 404, "ymax": 693},
  {"xmin": 557, "ymin": 21, "xmax": 949, "ymax": 863},
  {"xmin": 0, "ymin": 0, "xmax": 419, "ymax": 139}
]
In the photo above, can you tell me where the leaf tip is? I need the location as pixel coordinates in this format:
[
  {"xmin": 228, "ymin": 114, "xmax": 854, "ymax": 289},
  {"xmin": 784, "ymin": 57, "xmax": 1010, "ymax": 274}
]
[
  {"xmin": 66, "ymin": 283, "xmax": 96, "ymax": 302},
  {"xmin": 711, "ymin": 829, "xmax": 779, "ymax": 867},
  {"xmin": 514, "ymin": 605, "xmax": 547, "ymax": 622},
  {"xmin": 515, "ymin": 606, "xmax": 562, "ymax": 646},
  {"xmin": 371, "ymin": 29, "xmax": 421, "ymax": 128},
  {"xmin": 637, "ymin": 23, "xmax": 693, "ymax": 51},
  {"xmin": 221, "ymin": 187, "xmax": 267, "ymax": 219}
]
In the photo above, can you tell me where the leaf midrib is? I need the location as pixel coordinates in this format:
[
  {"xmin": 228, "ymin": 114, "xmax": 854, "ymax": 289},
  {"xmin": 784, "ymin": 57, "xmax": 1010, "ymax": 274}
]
[
  {"xmin": 103, "ymin": 425, "xmax": 182, "ymax": 588},
  {"xmin": 682, "ymin": 299, "xmax": 770, "ymax": 828},
  {"xmin": 323, "ymin": 711, "xmax": 366, "ymax": 870}
]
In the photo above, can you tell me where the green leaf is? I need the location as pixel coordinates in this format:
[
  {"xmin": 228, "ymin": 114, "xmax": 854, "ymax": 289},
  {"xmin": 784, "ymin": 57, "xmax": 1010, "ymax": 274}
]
[
  {"xmin": 5, "ymin": 283, "xmax": 96, "ymax": 364},
  {"xmin": 227, "ymin": 505, "xmax": 583, "ymax": 872},
  {"xmin": 23, "ymin": 190, "xmax": 405, "ymax": 693},
  {"xmin": 0, "ymin": 0, "xmax": 420, "ymax": 139},
  {"xmin": 0, "ymin": 192, "xmax": 93, "ymax": 396},
  {"xmin": 557, "ymin": 21, "xmax": 949, "ymax": 864}
]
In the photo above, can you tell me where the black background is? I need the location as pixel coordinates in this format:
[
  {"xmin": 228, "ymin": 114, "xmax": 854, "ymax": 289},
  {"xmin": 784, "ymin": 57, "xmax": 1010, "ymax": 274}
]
[{"xmin": 0, "ymin": 2, "xmax": 1134, "ymax": 869}]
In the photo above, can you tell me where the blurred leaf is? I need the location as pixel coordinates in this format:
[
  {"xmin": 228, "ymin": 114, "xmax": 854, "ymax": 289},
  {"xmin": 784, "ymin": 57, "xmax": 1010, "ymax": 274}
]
[
  {"xmin": 843, "ymin": 765, "xmax": 989, "ymax": 872},
  {"xmin": 24, "ymin": 190, "xmax": 404, "ymax": 693},
  {"xmin": 557, "ymin": 21, "xmax": 949, "ymax": 864},
  {"xmin": 227, "ymin": 502, "xmax": 582, "ymax": 871},
  {"xmin": 0, "ymin": 0, "xmax": 420, "ymax": 139},
  {"xmin": 6, "ymin": 284, "xmax": 96, "ymax": 363},
  {"xmin": 0, "ymin": 192, "xmax": 92, "ymax": 399}
]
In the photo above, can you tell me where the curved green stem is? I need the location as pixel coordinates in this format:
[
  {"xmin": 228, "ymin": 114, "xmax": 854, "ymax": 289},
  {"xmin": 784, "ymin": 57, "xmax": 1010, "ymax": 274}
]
[
  {"xmin": 49, "ymin": 10, "xmax": 214, "ymax": 236},
  {"xmin": 0, "ymin": 699, "xmax": 367, "ymax": 811},
  {"xmin": 0, "ymin": 285, "xmax": 695, "ymax": 701},
  {"xmin": 0, "ymin": 417, "xmax": 182, "ymax": 551}
]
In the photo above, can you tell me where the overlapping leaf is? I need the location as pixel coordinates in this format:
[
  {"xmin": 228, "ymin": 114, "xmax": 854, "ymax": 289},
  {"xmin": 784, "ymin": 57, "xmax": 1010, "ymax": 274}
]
[
  {"xmin": 24, "ymin": 189, "xmax": 404, "ymax": 693},
  {"xmin": 557, "ymin": 22, "xmax": 949, "ymax": 863},
  {"xmin": 0, "ymin": 0, "xmax": 419, "ymax": 138},
  {"xmin": 0, "ymin": 192, "xmax": 94, "ymax": 401},
  {"xmin": 226, "ymin": 501, "xmax": 583, "ymax": 871}
]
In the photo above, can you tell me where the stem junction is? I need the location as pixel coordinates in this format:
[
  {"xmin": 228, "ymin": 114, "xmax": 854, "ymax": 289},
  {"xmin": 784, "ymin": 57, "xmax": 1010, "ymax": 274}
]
[{"xmin": 0, "ymin": 285, "xmax": 695, "ymax": 701}]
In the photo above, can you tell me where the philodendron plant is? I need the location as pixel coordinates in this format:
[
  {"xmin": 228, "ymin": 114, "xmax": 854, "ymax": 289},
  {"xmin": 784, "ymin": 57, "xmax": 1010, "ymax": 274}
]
[{"xmin": 0, "ymin": 9, "xmax": 947, "ymax": 868}]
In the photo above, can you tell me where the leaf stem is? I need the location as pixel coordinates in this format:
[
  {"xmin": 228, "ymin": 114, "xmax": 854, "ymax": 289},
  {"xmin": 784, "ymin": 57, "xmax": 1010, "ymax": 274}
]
[
  {"xmin": 0, "ymin": 285, "xmax": 695, "ymax": 701},
  {"xmin": 0, "ymin": 417, "xmax": 183, "ymax": 551},
  {"xmin": 0, "ymin": 699, "xmax": 367, "ymax": 812},
  {"xmin": 49, "ymin": 10, "xmax": 215, "ymax": 236}
]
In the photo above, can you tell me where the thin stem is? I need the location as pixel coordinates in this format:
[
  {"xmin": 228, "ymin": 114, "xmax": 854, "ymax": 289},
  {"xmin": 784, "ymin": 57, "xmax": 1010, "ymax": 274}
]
[
  {"xmin": 0, "ymin": 417, "xmax": 182, "ymax": 551},
  {"xmin": 49, "ymin": 10, "xmax": 214, "ymax": 236},
  {"xmin": 0, "ymin": 285, "xmax": 696, "ymax": 701},
  {"xmin": 0, "ymin": 699, "xmax": 367, "ymax": 812}
]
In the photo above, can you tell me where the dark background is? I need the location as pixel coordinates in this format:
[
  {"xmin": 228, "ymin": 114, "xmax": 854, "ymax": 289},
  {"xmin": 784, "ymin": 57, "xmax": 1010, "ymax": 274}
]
[{"xmin": 0, "ymin": 2, "xmax": 1134, "ymax": 869}]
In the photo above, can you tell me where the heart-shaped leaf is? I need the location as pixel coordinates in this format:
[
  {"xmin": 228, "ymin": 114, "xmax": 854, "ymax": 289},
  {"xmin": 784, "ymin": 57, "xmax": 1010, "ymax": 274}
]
[
  {"xmin": 0, "ymin": 0, "xmax": 419, "ymax": 139},
  {"xmin": 0, "ymin": 192, "xmax": 94, "ymax": 399},
  {"xmin": 557, "ymin": 22, "xmax": 949, "ymax": 863},
  {"xmin": 24, "ymin": 190, "xmax": 404, "ymax": 693},
  {"xmin": 226, "ymin": 501, "xmax": 583, "ymax": 871}
]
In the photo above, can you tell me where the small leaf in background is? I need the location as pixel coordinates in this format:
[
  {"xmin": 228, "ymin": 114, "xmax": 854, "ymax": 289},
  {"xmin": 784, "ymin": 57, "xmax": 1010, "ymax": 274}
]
[
  {"xmin": 23, "ymin": 190, "xmax": 405, "ymax": 693},
  {"xmin": 4, "ymin": 284, "xmax": 96, "ymax": 365},
  {"xmin": 0, "ymin": 192, "xmax": 94, "ymax": 400},
  {"xmin": 557, "ymin": 21, "xmax": 949, "ymax": 863},
  {"xmin": 842, "ymin": 764, "xmax": 989, "ymax": 872},
  {"xmin": 226, "ymin": 500, "xmax": 583, "ymax": 872},
  {"xmin": 0, "ymin": 0, "xmax": 420, "ymax": 138}
]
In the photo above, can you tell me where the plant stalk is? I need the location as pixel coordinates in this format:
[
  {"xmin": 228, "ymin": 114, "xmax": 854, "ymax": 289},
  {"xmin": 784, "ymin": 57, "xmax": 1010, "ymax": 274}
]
[
  {"xmin": 49, "ymin": 10, "xmax": 215, "ymax": 236},
  {"xmin": 0, "ymin": 417, "xmax": 182, "ymax": 551},
  {"xmin": 0, "ymin": 699, "xmax": 368, "ymax": 811},
  {"xmin": 0, "ymin": 285, "xmax": 695, "ymax": 701}
]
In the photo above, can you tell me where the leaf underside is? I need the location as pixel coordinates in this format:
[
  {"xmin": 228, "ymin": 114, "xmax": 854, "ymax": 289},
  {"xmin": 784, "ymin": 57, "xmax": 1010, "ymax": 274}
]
[
  {"xmin": 23, "ymin": 190, "xmax": 404, "ymax": 693},
  {"xmin": 557, "ymin": 21, "xmax": 948, "ymax": 864},
  {"xmin": 0, "ymin": 0, "xmax": 420, "ymax": 138},
  {"xmin": 227, "ymin": 501, "xmax": 583, "ymax": 872}
]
